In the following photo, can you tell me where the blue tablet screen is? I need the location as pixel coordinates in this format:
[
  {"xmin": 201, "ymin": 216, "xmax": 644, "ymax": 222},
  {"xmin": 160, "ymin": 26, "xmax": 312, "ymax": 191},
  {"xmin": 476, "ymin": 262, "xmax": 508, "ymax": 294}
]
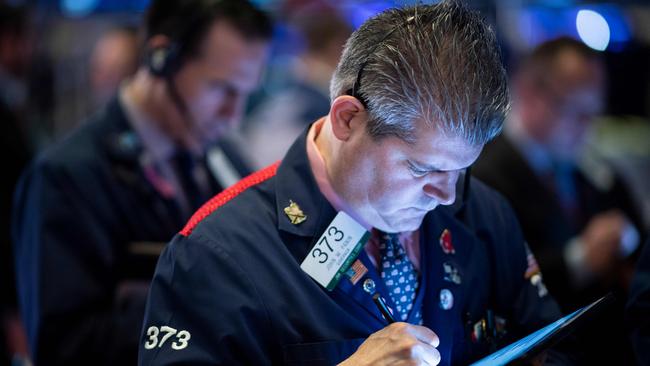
[{"xmin": 470, "ymin": 308, "xmax": 581, "ymax": 366}]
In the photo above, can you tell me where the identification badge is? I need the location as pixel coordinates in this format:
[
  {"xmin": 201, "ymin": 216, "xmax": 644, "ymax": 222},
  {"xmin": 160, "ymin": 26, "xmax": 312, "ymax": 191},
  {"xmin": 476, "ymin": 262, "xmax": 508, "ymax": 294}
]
[{"xmin": 300, "ymin": 211, "xmax": 370, "ymax": 291}]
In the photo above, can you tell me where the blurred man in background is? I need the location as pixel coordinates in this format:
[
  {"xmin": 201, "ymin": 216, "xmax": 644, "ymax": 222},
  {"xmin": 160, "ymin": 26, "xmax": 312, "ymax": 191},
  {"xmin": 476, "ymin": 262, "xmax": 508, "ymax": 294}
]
[
  {"xmin": 242, "ymin": 4, "xmax": 351, "ymax": 168},
  {"xmin": 473, "ymin": 36, "xmax": 645, "ymax": 365},
  {"xmin": 88, "ymin": 26, "xmax": 139, "ymax": 110},
  {"xmin": 12, "ymin": 0, "xmax": 271, "ymax": 364}
]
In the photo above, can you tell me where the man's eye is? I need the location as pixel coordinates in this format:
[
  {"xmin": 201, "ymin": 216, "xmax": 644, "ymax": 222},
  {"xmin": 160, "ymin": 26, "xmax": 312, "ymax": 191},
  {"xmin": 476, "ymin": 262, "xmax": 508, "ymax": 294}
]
[{"xmin": 408, "ymin": 164, "xmax": 428, "ymax": 177}]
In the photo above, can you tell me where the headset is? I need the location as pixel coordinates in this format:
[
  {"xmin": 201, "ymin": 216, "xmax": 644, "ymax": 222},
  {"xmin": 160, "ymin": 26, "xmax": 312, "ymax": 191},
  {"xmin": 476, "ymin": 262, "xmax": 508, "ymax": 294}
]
[
  {"xmin": 144, "ymin": 0, "xmax": 223, "ymax": 118},
  {"xmin": 147, "ymin": 42, "xmax": 188, "ymax": 118},
  {"xmin": 145, "ymin": 0, "xmax": 224, "ymax": 78},
  {"xmin": 147, "ymin": 43, "xmax": 180, "ymax": 78}
]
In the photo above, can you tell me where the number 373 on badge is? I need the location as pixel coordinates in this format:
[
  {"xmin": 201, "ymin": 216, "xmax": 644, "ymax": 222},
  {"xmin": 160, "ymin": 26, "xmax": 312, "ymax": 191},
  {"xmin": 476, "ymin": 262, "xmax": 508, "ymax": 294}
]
[
  {"xmin": 144, "ymin": 325, "xmax": 190, "ymax": 351},
  {"xmin": 300, "ymin": 211, "xmax": 370, "ymax": 291}
]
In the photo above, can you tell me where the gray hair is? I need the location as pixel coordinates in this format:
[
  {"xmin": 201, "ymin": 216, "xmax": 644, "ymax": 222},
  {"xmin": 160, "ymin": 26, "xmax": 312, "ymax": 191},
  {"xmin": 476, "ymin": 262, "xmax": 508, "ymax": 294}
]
[{"xmin": 330, "ymin": 1, "xmax": 510, "ymax": 145}]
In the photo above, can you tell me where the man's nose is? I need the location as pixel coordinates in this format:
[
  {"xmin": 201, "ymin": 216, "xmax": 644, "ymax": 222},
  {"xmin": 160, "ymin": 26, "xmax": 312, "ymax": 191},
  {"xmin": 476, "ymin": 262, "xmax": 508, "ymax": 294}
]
[
  {"xmin": 422, "ymin": 171, "xmax": 459, "ymax": 206},
  {"xmin": 217, "ymin": 89, "xmax": 245, "ymax": 121},
  {"xmin": 217, "ymin": 97, "xmax": 234, "ymax": 121}
]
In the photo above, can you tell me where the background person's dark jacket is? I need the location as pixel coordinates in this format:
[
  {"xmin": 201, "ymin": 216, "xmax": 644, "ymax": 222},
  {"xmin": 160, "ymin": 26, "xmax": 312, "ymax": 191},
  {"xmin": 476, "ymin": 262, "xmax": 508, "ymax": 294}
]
[
  {"xmin": 473, "ymin": 134, "xmax": 646, "ymax": 365},
  {"xmin": 12, "ymin": 97, "xmax": 251, "ymax": 366}
]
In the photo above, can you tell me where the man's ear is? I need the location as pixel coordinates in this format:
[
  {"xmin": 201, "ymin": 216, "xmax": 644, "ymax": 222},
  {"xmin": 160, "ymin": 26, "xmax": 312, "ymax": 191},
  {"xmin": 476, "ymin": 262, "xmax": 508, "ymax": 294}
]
[
  {"xmin": 329, "ymin": 95, "xmax": 366, "ymax": 141},
  {"xmin": 147, "ymin": 35, "xmax": 171, "ymax": 50}
]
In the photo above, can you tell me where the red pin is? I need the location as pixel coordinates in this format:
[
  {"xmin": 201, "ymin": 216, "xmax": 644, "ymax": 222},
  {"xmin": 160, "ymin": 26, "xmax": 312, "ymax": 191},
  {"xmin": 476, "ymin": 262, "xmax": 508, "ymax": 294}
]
[{"xmin": 439, "ymin": 229, "xmax": 455, "ymax": 255}]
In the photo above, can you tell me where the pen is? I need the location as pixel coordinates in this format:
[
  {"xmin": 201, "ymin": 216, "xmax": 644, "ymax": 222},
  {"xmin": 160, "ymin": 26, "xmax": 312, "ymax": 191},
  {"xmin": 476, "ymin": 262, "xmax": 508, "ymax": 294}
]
[{"xmin": 373, "ymin": 293, "xmax": 397, "ymax": 323}]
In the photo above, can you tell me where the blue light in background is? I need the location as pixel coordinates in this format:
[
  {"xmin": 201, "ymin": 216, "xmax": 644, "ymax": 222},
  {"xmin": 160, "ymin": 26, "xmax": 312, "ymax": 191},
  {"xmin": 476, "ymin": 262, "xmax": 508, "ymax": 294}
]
[
  {"xmin": 60, "ymin": 0, "xmax": 99, "ymax": 17},
  {"xmin": 576, "ymin": 9, "xmax": 610, "ymax": 51},
  {"xmin": 586, "ymin": 4, "xmax": 632, "ymax": 52},
  {"xmin": 341, "ymin": 0, "xmax": 433, "ymax": 29},
  {"xmin": 345, "ymin": 1, "xmax": 394, "ymax": 29},
  {"xmin": 518, "ymin": 4, "xmax": 631, "ymax": 52}
]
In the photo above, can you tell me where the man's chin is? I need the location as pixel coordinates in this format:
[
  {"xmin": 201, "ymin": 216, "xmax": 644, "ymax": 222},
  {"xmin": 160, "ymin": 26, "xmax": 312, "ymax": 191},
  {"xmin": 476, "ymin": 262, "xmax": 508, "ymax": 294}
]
[{"xmin": 383, "ymin": 214, "xmax": 426, "ymax": 233}]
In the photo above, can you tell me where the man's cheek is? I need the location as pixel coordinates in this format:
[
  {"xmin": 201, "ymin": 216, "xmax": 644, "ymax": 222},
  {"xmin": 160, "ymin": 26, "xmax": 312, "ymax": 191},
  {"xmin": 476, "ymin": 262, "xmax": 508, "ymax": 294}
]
[{"xmin": 375, "ymin": 188, "xmax": 414, "ymax": 212}]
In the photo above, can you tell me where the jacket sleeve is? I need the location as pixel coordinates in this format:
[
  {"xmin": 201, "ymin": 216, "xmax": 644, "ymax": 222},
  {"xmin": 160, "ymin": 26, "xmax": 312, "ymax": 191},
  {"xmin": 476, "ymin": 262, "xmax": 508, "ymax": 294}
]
[
  {"xmin": 486, "ymin": 195, "xmax": 560, "ymax": 326},
  {"xmin": 479, "ymin": 190, "xmax": 579, "ymax": 364},
  {"xmin": 139, "ymin": 232, "xmax": 276, "ymax": 365},
  {"xmin": 12, "ymin": 159, "xmax": 146, "ymax": 365}
]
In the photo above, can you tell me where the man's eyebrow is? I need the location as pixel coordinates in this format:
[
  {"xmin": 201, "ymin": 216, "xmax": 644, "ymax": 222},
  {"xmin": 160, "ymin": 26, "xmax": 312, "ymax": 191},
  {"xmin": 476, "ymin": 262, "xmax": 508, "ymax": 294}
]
[
  {"xmin": 410, "ymin": 159, "xmax": 471, "ymax": 172},
  {"xmin": 208, "ymin": 79, "xmax": 239, "ymax": 93},
  {"xmin": 208, "ymin": 79, "xmax": 228, "ymax": 88},
  {"xmin": 409, "ymin": 159, "xmax": 442, "ymax": 172}
]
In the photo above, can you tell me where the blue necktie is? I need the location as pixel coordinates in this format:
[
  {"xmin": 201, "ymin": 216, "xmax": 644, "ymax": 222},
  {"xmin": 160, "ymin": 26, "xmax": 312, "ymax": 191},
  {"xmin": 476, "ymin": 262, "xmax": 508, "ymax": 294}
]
[{"xmin": 378, "ymin": 231, "xmax": 422, "ymax": 323}]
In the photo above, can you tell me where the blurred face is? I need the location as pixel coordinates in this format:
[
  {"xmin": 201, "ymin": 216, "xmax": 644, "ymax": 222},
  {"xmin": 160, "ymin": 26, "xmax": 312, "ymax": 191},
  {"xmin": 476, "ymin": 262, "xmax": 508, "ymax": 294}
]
[
  {"xmin": 171, "ymin": 20, "xmax": 268, "ymax": 150},
  {"xmin": 331, "ymin": 120, "xmax": 483, "ymax": 233},
  {"xmin": 542, "ymin": 82, "xmax": 603, "ymax": 160},
  {"xmin": 522, "ymin": 51, "xmax": 605, "ymax": 160},
  {"xmin": 90, "ymin": 31, "xmax": 138, "ymax": 106}
]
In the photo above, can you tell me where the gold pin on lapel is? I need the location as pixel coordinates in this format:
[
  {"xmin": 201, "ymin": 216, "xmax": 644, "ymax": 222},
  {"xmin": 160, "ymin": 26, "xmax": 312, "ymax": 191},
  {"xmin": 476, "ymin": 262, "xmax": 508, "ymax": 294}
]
[{"xmin": 284, "ymin": 200, "xmax": 307, "ymax": 225}]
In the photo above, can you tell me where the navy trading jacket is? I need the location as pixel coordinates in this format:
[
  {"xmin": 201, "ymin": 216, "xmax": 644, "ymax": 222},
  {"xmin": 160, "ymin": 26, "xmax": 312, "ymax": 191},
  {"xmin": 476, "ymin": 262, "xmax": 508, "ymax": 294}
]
[
  {"xmin": 12, "ymin": 97, "xmax": 251, "ymax": 366},
  {"xmin": 140, "ymin": 128, "xmax": 568, "ymax": 365}
]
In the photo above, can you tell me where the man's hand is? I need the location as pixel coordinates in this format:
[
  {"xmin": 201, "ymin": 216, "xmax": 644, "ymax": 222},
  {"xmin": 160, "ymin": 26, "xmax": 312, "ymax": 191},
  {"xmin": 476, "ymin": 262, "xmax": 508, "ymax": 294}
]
[
  {"xmin": 580, "ymin": 210, "xmax": 627, "ymax": 274},
  {"xmin": 339, "ymin": 322, "xmax": 440, "ymax": 366}
]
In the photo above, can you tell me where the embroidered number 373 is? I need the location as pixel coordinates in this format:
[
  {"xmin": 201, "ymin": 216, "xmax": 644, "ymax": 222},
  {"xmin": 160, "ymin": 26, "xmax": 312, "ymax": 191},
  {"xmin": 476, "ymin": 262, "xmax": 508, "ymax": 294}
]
[{"xmin": 144, "ymin": 325, "xmax": 191, "ymax": 350}]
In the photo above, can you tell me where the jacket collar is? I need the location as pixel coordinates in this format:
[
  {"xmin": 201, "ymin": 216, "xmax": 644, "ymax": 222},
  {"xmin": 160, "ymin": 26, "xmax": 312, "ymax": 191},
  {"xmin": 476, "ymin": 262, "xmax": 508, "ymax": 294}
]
[
  {"xmin": 102, "ymin": 96, "xmax": 144, "ymax": 165},
  {"xmin": 101, "ymin": 96, "xmax": 184, "ymax": 226},
  {"xmin": 274, "ymin": 124, "xmax": 338, "ymax": 238}
]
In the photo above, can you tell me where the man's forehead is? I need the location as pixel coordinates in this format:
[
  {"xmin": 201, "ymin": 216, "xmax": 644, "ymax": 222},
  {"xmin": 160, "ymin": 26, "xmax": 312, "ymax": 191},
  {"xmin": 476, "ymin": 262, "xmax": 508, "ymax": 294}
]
[
  {"xmin": 410, "ymin": 118, "xmax": 476, "ymax": 147},
  {"xmin": 191, "ymin": 20, "xmax": 268, "ymax": 89},
  {"xmin": 198, "ymin": 20, "xmax": 268, "ymax": 60},
  {"xmin": 381, "ymin": 124, "xmax": 484, "ymax": 170},
  {"xmin": 550, "ymin": 52, "xmax": 604, "ymax": 91}
]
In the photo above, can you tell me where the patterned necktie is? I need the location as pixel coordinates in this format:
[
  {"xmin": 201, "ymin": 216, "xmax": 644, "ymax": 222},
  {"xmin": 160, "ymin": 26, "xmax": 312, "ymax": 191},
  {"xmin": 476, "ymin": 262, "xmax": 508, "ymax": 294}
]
[{"xmin": 378, "ymin": 231, "xmax": 421, "ymax": 323}]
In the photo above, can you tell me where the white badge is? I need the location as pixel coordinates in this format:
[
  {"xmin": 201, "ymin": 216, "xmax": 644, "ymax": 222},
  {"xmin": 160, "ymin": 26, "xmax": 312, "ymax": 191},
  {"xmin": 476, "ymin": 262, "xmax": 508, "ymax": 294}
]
[{"xmin": 300, "ymin": 211, "xmax": 370, "ymax": 291}]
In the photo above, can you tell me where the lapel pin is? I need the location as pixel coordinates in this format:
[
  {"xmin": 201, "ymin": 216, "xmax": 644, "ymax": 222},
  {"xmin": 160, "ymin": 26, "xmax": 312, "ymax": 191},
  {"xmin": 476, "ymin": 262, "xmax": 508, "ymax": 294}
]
[
  {"xmin": 347, "ymin": 260, "xmax": 368, "ymax": 285},
  {"xmin": 523, "ymin": 243, "xmax": 549, "ymax": 297},
  {"xmin": 284, "ymin": 200, "xmax": 307, "ymax": 225},
  {"xmin": 362, "ymin": 278, "xmax": 376, "ymax": 294},
  {"xmin": 439, "ymin": 229, "xmax": 455, "ymax": 255},
  {"xmin": 530, "ymin": 273, "xmax": 549, "ymax": 298},
  {"xmin": 439, "ymin": 288, "xmax": 454, "ymax": 310},
  {"xmin": 524, "ymin": 244, "xmax": 540, "ymax": 280},
  {"xmin": 471, "ymin": 318, "xmax": 486, "ymax": 343},
  {"xmin": 443, "ymin": 261, "xmax": 462, "ymax": 285}
]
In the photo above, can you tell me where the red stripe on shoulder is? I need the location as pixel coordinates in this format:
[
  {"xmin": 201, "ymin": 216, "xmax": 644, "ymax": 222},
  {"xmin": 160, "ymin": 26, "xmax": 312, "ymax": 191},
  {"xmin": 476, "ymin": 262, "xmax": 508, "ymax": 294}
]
[{"xmin": 180, "ymin": 161, "xmax": 280, "ymax": 237}]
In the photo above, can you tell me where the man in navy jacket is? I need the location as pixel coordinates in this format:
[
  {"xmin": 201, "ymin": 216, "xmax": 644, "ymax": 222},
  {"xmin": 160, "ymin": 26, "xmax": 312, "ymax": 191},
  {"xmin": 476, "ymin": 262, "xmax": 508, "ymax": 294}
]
[
  {"xmin": 12, "ymin": 1, "xmax": 271, "ymax": 364},
  {"xmin": 141, "ymin": 3, "xmax": 568, "ymax": 365}
]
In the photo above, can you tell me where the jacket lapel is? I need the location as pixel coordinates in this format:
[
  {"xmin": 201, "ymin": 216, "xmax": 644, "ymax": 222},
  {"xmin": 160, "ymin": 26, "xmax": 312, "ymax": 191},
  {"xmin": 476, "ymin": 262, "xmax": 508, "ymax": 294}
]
[
  {"xmin": 332, "ymin": 250, "xmax": 397, "ymax": 326},
  {"xmin": 274, "ymin": 126, "xmax": 390, "ymax": 327},
  {"xmin": 102, "ymin": 97, "xmax": 184, "ymax": 230},
  {"xmin": 419, "ymin": 207, "xmax": 478, "ymax": 366}
]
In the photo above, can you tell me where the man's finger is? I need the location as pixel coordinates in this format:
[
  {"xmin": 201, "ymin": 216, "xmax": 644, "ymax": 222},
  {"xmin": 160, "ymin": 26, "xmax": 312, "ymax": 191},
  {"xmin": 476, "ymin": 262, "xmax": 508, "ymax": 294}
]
[
  {"xmin": 414, "ymin": 342, "xmax": 441, "ymax": 365},
  {"xmin": 406, "ymin": 324, "xmax": 440, "ymax": 348}
]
